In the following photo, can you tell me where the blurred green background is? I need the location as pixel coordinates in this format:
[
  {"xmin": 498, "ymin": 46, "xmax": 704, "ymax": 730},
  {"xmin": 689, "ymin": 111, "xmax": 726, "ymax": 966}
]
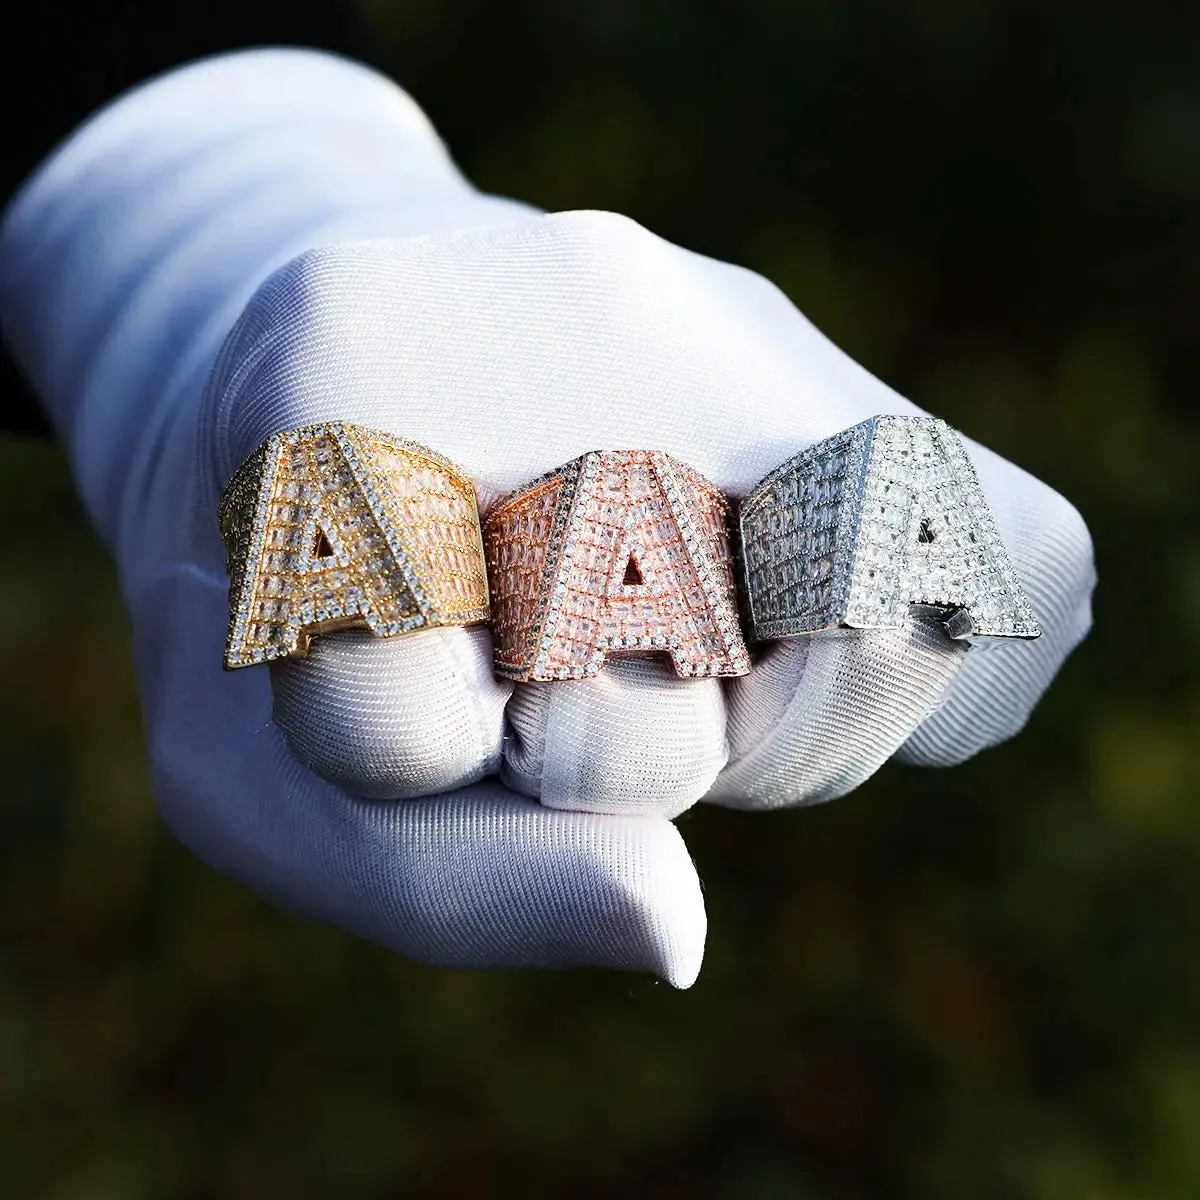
[{"xmin": 3, "ymin": 1, "xmax": 1198, "ymax": 1196}]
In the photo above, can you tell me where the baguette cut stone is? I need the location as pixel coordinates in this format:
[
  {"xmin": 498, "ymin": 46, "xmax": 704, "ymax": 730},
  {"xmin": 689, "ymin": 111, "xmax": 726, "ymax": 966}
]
[
  {"xmin": 485, "ymin": 450, "xmax": 751, "ymax": 682},
  {"xmin": 738, "ymin": 415, "xmax": 1040, "ymax": 642},
  {"xmin": 219, "ymin": 424, "xmax": 489, "ymax": 669}
]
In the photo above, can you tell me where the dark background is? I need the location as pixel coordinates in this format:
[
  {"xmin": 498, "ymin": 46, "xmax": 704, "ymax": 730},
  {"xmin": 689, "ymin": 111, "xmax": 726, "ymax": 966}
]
[{"xmin": 3, "ymin": 1, "xmax": 1198, "ymax": 1196}]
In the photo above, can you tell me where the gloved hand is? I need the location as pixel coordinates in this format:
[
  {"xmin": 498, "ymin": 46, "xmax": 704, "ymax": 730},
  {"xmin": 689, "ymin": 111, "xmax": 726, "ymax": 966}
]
[{"xmin": 1, "ymin": 49, "xmax": 1095, "ymax": 988}]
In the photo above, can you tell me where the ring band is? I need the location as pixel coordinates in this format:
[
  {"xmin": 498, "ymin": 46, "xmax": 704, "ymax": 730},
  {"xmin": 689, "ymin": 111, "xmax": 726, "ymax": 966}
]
[
  {"xmin": 738, "ymin": 414, "xmax": 1041, "ymax": 643},
  {"xmin": 485, "ymin": 450, "xmax": 752, "ymax": 681},
  {"xmin": 219, "ymin": 423, "xmax": 489, "ymax": 669}
]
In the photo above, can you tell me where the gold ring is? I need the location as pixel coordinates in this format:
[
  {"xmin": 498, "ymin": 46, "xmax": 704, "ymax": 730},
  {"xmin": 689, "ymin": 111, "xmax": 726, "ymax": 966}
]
[{"xmin": 219, "ymin": 423, "xmax": 489, "ymax": 669}]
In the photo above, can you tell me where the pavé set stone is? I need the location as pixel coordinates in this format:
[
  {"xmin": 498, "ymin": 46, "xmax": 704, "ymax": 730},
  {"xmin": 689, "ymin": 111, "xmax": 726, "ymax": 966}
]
[{"xmin": 218, "ymin": 416, "xmax": 1039, "ymax": 677}]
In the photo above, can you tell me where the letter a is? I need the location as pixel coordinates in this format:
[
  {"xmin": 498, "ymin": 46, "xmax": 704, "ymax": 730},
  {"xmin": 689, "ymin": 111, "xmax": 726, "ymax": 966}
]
[
  {"xmin": 219, "ymin": 423, "xmax": 489, "ymax": 668},
  {"xmin": 738, "ymin": 415, "xmax": 1041, "ymax": 642},
  {"xmin": 484, "ymin": 450, "xmax": 751, "ymax": 681}
]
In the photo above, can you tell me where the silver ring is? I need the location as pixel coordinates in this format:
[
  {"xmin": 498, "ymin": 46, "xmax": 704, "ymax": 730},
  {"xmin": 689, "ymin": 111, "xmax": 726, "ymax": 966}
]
[{"xmin": 738, "ymin": 415, "xmax": 1040, "ymax": 643}]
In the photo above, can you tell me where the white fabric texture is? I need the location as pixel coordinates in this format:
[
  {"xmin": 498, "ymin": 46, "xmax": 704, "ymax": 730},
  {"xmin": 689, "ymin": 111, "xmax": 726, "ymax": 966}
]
[
  {"xmin": 270, "ymin": 628, "xmax": 509, "ymax": 801},
  {"xmin": 0, "ymin": 49, "xmax": 1095, "ymax": 986},
  {"xmin": 712, "ymin": 624, "xmax": 964, "ymax": 809},
  {"xmin": 503, "ymin": 661, "xmax": 728, "ymax": 818}
]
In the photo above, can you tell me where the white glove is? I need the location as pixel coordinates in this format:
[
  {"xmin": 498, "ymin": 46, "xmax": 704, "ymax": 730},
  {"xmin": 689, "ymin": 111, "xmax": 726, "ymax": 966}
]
[{"xmin": 1, "ymin": 49, "xmax": 1095, "ymax": 988}]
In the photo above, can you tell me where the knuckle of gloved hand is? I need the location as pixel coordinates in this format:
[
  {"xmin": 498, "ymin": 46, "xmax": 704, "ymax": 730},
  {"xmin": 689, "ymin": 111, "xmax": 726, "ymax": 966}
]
[
  {"xmin": 212, "ymin": 244, "xmax": 367, "ymax": 467},
  {"xmin": 546, "ymin": 210, "xmax": 702, "ymax": 298}
]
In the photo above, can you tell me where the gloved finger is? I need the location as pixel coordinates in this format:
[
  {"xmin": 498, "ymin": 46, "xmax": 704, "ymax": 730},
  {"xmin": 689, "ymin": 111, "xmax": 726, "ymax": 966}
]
[
  {"xmin": 707, "ymin": 623, "xmax": 964, "ymax": 810},
  {"xmin": 270, "ymin": 626, "xmax": 510, "ymax": 800},
  {"xmin": 708, "ymin": 437, "xmax": 1095, "ymax": 810},
  {"xmin": 202, "ymin": 234, "xmax": 536, "ymax": 803},
  {"xmin": 897, "ymin": 441, "xmax": 1096, "ymax": 765},
  {"xmin": 502, "ymin": 660, "xmax": 728, "ymax": 818},
  {"xmin": 132, "ymin": 564, "xmax": 707, "ymax": 986}
]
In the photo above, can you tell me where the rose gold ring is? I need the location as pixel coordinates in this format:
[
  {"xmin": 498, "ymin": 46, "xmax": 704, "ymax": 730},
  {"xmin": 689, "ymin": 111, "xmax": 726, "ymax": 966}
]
[{"xmin": 484, "ymin": 450, "xmax": 751, "ymax": 682}]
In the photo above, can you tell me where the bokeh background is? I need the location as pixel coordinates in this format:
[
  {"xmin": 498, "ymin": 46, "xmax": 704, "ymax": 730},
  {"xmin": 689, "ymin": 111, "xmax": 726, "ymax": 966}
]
[{"xmin": 3, "ymin": 1, "xmax": 1198, "ymax": 1196}]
